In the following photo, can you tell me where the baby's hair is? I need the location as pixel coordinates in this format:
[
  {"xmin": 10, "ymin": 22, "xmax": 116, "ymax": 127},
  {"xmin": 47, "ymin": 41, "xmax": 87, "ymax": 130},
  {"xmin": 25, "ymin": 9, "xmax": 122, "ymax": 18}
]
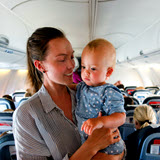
[
  {"xmin": 85, "ymin": 38, "xmax": 116, "ymax": 68},
  {"xmin": 87, "ymin": 38, "xmax": 113, "ymax": 49},
  {"xmin": 133, "ymin": 105, "xmax": 157, "ymax": 129}
]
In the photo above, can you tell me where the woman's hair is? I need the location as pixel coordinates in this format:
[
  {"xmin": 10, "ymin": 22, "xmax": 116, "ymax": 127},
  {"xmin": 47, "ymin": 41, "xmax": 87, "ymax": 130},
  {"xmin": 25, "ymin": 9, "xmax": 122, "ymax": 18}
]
[
  {"xmin": 133, "ymin": 105, "xmax": 157, "ymax": 129},
  {"xmin": 26, "ymin": 27, "xmax": 65, "ymax": 94}
]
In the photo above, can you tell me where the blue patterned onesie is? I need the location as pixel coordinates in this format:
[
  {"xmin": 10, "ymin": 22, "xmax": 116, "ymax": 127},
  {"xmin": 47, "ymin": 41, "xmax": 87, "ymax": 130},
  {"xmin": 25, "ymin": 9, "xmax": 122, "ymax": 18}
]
[{"xmin": 75, "ymin": 81, "xmax": 125, "ymax": 154}]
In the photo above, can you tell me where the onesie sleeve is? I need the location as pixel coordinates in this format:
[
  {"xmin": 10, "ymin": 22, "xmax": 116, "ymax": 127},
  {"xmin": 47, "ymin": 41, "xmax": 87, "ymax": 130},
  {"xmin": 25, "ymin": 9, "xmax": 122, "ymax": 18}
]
[{"xmin": 102, "ymin": 86, "xmax": 125, "ymax": 115}]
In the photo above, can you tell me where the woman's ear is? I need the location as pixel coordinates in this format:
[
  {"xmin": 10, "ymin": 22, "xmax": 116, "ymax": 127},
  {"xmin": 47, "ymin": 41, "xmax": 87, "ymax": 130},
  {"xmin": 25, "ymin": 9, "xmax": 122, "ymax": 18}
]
[
  {"xmin": 34, "ymin": 60, "xmax": 44, "ymax": 73},
  {"xmin": 135, "ymin": 120, "xmax": 141, "ymax": 129},
  {"xmin": 106, "ymin": 67, "xmax": 114, "ymax": 80}
]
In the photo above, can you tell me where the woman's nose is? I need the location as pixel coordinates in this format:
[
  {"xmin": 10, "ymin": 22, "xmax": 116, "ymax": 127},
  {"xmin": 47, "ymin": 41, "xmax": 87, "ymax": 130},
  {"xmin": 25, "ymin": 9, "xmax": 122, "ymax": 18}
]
[{"xmin": 67, "ymin": 59, "xmax": 75, "ymax": 69}]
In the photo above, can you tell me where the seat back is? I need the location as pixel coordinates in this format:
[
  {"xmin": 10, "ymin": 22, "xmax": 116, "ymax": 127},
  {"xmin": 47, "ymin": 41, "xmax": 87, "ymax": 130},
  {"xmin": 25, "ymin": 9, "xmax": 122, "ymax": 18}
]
[
  {"xmin": 131, "ymin": 89, "xmax": 152, "ymax": 104},
  {"xmin": 126, "ymin": 110, "xmax": 135, "ymax": 123},
  {"xmin": 139, "ymin": 132, "xmax": 160, "ymax": 160},
  {"xmin": 131, "ymin": 97, "xmax": 140, "ymax": 105},
  {"xmin": 0, "ymin": 112, "xmax": 13, "ymax": 134},
  {"xmin": 145, "ymin": 86, "xmax": 159, "ymax": 94},
  {"xmin": 143, "ymin": 96, "xmax": 160, "ymax": 108},
  {"xmin": 155, "ymin": 89, "xmax": 160, "ymax": 95},
  {"xmin": 119, "ymin": 123, "xmax": 136, "ymax": 141},
  {"xmin": 17, "ymin": 97, "xmax": 29, "ymax": 108},
  {"xmin": 124, "ymin": 86, "xmax": 137, "ymax": 95},
  {"xmin": 120, "ymin": 90, "xmax": 129, "ymax": 97},
  {"xmin": 0, "ymin": 132, "xmax": 16, "ymax": 160},
  {"xmin": 0, "ymin": 98, "xmax": 15, "ymax": 111},
  {"xmin": 125, "ymin": 105, "xmax": 137, "ymax": 123},
  {"xmin": 135, "ymin": 125, "xmax": 160, "ymax": 160}
]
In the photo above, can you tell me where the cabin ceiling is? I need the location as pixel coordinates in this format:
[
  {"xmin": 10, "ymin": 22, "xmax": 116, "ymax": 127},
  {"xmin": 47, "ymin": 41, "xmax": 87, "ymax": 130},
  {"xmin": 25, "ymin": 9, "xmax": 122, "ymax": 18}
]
[{"xmin": 0, "ymin": 0, "xmax": 160, "ymax": 69}]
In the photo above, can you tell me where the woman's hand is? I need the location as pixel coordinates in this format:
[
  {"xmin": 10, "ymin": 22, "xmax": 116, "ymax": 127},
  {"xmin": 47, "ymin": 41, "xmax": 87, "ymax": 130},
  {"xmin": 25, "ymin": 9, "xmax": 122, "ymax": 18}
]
[
  {"xmin": 86, "ymin": 127, "xmax": 120, "ymax": 152},
  {"xmin": 70, "ymin": 127, "xmax": 120, "ymax": 160}
]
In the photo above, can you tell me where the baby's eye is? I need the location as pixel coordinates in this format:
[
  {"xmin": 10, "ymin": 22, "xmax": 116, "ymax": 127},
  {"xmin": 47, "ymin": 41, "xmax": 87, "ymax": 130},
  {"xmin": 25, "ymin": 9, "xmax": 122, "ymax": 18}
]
[
  {"xmin": 91, "ymin": 68, "xmax": 96, "ymax": 71},
  {"xmin": 81, "ymin": 66, "xmax": 85, "ymax": 69}
]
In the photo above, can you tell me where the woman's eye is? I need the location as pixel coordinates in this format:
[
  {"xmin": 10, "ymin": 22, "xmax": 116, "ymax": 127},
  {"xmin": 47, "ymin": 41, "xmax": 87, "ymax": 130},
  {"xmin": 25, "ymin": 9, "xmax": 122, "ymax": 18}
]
[
  {"xmin": 81, "ymin": 66, "xmax": 85, "ymax": 69},
  {"xmin": 71, "ymin": 55, "xmax": 74, "ymax": 59},
  {"xmin": 58, "ymin": 59, "xmax": 65, "ymax": 62}
]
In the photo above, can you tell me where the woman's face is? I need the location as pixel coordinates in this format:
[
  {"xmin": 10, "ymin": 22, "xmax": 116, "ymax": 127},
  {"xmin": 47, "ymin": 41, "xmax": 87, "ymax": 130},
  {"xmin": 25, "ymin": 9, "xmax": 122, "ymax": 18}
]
[{"xmin": 42, "ymin": 38, "xmax": 75, "ymax": 86}]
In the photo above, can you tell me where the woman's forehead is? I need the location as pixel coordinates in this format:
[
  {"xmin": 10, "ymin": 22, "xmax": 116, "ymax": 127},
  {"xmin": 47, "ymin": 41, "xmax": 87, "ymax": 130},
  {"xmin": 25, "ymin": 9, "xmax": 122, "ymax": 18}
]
[{"xmin": 47, "ymin": 38, "xmax": 73, "ymax": 55}]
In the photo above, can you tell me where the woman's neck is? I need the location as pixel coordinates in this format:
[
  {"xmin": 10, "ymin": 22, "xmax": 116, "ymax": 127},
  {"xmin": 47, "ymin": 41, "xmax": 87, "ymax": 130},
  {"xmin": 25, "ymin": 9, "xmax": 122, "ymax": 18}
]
[
  {"xmin": 44, "ymin": 82, "xmax": 73, "ymax": 121},
  {"xmin": 44, "ymin": 82, "xmax": 68, "ymax": 97}
]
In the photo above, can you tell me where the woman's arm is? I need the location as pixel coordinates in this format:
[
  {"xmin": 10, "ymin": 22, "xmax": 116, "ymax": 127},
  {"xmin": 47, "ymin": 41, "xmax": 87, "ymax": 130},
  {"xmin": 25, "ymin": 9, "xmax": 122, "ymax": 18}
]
[{"xmin": 70, "ymin": 127, "xmax": 120, "ymax": 160}]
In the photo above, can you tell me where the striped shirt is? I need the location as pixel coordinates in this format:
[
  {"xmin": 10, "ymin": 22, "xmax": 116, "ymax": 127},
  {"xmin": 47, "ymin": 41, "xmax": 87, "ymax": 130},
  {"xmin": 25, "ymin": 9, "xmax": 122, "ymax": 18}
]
[{"xmin": 13, "ymin": 85, "xmax": 81, "ymax": 160}]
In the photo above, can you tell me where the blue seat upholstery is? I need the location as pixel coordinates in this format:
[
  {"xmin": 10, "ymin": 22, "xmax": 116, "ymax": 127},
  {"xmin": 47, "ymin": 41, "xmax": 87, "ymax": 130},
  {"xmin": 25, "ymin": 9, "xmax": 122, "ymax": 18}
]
[
  {"xmin": 0, "ymin": 132, "xmax": 16, "ymax": 160},
  {"xmin": 17, "ymin": 97, "xmax": 29, "ymax": 108},
  {"xmin": 119, "ymin": 123, "xmax": 136, "ymax": 141},
  {"xmin": 0, "ymin": 112, "xmax": 13, "ymax": 123},
  {"xmin": 0, "ymin": 98, "xmax": 15, "ymax": 111},
  {"xmin": 139, "ymin": 132, "xmax": 160, "ymax": 160},
  {"xmin": 126, "ymin": 125, "xmax": 160, "ymax": 160},
  {"xmin": 0, "ymin": 112, "xmax": 13, "ymax": 134}
]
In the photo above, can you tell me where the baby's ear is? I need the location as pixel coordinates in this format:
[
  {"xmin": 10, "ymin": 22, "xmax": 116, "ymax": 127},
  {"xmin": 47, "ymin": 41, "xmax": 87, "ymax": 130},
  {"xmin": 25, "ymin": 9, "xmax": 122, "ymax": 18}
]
[{"xmin": 106, "ymin": 67, "xmax": 114, "ymax": 80}]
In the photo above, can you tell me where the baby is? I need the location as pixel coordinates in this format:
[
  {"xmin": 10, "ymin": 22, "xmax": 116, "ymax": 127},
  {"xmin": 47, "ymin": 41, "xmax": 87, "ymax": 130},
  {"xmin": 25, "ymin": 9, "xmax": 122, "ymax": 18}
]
[{"xmin": 75, "ymin": 38, "xmax": 126, "ymax": 159}]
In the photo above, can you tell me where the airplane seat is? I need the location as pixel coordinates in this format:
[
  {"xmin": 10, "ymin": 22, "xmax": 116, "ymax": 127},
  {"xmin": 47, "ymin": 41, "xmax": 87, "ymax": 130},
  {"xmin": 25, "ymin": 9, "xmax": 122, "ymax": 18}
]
[
  {"xmin": 139, "ymin": 132, "xmax": 160, "ymax": 160},
  {"xmin": 124, "ymin": 86, "xmax": 137, "ymax": 95},
  {"xmin": 139, "ymin": 133, "xmax": 160, "ymax": 160},
  {"xmin": 126, "ymin": 110, "xmax": 135, "ymax": 124},
  {"xmin": 12, "ymin": 92, "xmax": 26, "ymax": 108},
  {"xmin": 131, "ymin": 89, "xmax": 152, "ymax": 104},
  {"xmin": 0, "ymin": 131, "xmax": 16, "ymax": 160},
  {"xmin": 12, "ymin": 92, "xmax": 25, "ymax": 103},
  {"xmin": 120, "ymin": 90, "xmax": 128, "ymax": 96},
  {"xmin": 143, "ymin": 96, "xmax": 160, "ymax": 109},
  {"xmin": 155, "ymin": 89, "xmax": 160, "ymax": 95},
  {"xmin": 145, "ymin": 86, "xmax": 159, "ymax": 94},
  {"xmin": 118, "ymin": 123, "xmax": 136, "ymax": 141},
  {"xmin": 17, "ymin": 97, "xmax": 29, "ymax": 108},
  {"xmin": 0, "ymin": 112, "xmax": 13, "ymax": 134},
  {"xmin": 129, "ymin": 96, "xmax": 139, "ymax": 105},
  {"xmin": 130, "ymin": 125, "xmax": 160, "ymax": 160},
  {"xmin": 0, "ymin": 98, "xmax": 15, "ymax": 111}
]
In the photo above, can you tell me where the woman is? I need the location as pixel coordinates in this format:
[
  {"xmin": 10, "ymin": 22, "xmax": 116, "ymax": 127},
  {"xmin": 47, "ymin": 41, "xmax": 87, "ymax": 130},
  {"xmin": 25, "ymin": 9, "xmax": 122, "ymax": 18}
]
[
  {"xmin": 13, "ymin": 27, "xmax": 121, "ymax": 160},
  {"xmin": 125, "ymin": 105, "xmax": 157, "ymax": 160}
]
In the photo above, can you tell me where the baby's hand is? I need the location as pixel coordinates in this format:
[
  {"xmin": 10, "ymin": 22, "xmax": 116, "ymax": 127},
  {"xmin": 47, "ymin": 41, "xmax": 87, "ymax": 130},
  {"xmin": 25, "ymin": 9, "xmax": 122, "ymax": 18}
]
[{"xmin": 81, "ymin": 118, "xmax": 103, "ymax": 135}]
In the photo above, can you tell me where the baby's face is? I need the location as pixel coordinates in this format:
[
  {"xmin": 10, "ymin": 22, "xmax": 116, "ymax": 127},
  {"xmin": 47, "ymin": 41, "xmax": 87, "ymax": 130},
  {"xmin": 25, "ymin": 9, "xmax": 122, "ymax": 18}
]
[{"xmin": 81, "ymin": 47, "xmax": 111, "ymax": 87}]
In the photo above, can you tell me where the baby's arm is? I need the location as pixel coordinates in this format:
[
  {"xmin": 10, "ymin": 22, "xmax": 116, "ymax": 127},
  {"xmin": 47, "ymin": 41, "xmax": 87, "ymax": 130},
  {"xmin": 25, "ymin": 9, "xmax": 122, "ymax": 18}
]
[{"xmin": 81, "ymin": 112, "xmax": 126, "ymax": 135}]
